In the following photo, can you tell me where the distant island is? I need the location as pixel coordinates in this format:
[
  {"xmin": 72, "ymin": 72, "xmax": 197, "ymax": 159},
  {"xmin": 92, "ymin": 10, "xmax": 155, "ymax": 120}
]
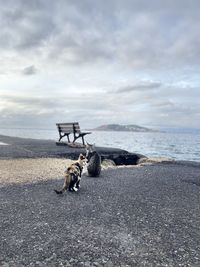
[{"xmin": 91, "ymin": 124, "xmax": 157, "ymax": 132}]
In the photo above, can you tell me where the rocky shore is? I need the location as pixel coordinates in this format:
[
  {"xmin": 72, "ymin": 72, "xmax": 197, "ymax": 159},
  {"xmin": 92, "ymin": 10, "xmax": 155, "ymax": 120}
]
[{"xmin": 0, "ymin": 135, "xmax": 199, "ymax": 266}]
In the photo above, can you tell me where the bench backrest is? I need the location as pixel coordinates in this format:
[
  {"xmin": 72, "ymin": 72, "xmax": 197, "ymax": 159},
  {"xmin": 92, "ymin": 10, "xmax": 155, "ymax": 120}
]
[{"xmin": 56, "ymin": 122, "xmax": 81, "ymax": 134}]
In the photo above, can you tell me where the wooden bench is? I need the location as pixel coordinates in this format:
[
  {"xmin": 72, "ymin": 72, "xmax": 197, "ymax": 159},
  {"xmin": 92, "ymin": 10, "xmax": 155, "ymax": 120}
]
[{"xmin": 56, "ymin": 122, "xmax": 91, "ymax": 145}]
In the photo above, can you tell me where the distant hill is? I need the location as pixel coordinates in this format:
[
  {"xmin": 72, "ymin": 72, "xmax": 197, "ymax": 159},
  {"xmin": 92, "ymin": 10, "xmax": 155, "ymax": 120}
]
[{"xmin": 92, "ymin": 124, "xmax": 156, "ymax": 132}]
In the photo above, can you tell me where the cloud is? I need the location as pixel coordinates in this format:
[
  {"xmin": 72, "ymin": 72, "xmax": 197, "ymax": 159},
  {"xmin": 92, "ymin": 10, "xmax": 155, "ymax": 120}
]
[
  {"xmin": 22, "ymin": 65, "xmax": 38, "ymax": 75},
  {"xmin": 1, "ymin": 0, "xmax": 200, "ymax": 68},
  {"xmin": 0, "ymin": 87, "xmax": 199, "ymax": 128},
  {"xmin": 0, "ymin": 0, "xmax": 56, "ymax": 50},
  {"xmin": 0, "ymin": 91, "xmax": 116, "ymax": 127},
  {"xmin": 151, "ymin": 100, "xmax": 175, "ymax": 108},
  {"xmin": 115, "ymin": 81, "xmax": 161, "ymax": 93},
  {"xmin": 0, "ymin": 92, "xmax": 111, "ymax": 117}
]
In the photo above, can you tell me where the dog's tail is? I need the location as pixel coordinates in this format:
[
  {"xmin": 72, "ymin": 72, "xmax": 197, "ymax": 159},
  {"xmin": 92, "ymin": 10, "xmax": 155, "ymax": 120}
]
[{"xmin": 54, "ymin": 189, "xmax": 63, "ymax": 194}]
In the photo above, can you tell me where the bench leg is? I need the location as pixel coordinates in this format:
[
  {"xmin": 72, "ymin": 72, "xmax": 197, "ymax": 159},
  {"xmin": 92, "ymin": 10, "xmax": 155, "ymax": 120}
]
[
  {"xmin": 66, "ymin": 134, "xmax": 70, "ymax": 143},
  {"xmin": 73, "ymin": 135, "xmax": 84, "ymax": 145},
  {"xmin": 82, "ymin": 136, "xmax": 85, "ymax": 146},
  {"xmin": 59, "ymin": 133, "xmax": 71, "ymax": 143},
  {"xmin": 59, "ymin": 133, "xmax": 63, "ymax": 142},
  {"xmin": 72, "ymin": 134, "xmax": 87, "ymax": 146},
  {"xmin": 73, "ymin": 134, "xmax": 88, "ymax": 145}
]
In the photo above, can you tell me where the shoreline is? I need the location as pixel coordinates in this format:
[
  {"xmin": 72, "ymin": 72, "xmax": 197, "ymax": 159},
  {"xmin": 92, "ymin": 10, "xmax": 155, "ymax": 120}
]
[
  {"xmin": 0, "ymin": 134, "xmax": 146, "ymax": 165},
  {"xmin": 1, "ymin": 129, "xmax": 200, "ymax": 162},
  {"xmin": 0, "ymin": 134, "xmax": 200, "ymax": 164},
  {"xmin": 0, "ymin": 134, "xmax": 200, "ymax": 187}
]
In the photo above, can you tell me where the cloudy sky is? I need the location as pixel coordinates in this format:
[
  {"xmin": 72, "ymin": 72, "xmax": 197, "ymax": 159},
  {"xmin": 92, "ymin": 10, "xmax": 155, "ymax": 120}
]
[{"xmin": 0, "ymin": 0, "xmax": 200, "ymax": 129}]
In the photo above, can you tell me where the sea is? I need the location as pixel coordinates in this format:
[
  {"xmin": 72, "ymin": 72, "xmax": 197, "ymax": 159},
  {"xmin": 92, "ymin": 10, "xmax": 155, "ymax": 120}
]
[{"xmin": 0, "ymin": 127, "xmax": 200, "ymax": 162}]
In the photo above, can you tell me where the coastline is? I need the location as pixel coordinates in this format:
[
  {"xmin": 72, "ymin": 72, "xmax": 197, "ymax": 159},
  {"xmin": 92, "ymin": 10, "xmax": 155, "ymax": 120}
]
[
  {"xmin": 0, "ymin": 134, "xmax": 143, "ymax": 187},
  {"xmin": 0, "ymin": 134, "xmax": 199, "ymax": 187},
  {"xmin": 0, "ymin": 134, "xmax": 146, "ymax": 165},
  {"xmin": 1, "ymin": 128, "xmax": 200, "ymax": 162}
]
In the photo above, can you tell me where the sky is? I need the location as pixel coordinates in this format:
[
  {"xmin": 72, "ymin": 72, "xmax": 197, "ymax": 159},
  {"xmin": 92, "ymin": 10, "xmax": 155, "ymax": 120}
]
[{"xmin": 0, "ymin": 0, "xmax": 200, "ymax": 129}]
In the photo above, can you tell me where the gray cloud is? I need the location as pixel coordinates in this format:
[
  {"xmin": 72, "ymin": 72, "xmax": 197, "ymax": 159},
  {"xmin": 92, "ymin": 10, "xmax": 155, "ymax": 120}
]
[
  {"xmin": 0, "ymin": 88, "xmax": 199, "ymax": 128},
  {"xmin": 0, "ymin": 93, "xmax": 110, "ymax": 116},
  {"xmin": 151, "ymin": 100, "xmax": 175, "ymax": 108},
  {"xmin": 0, "ymin": 92, "xmax": 114, "ymax": 128},
  {"xmin": 0, "ymin": 1, "xmax": 56, "ymax": 50},
  {"xmin": 1, "ymin": 0, "xmax": 200, "ymax": 68},
  {"xmin": 115, "ymin": 81, "xmax": 161, "ymax": 93},
  {"xmin": 22, "ymin": 65, "xmax": 38, "ymax": 75}
]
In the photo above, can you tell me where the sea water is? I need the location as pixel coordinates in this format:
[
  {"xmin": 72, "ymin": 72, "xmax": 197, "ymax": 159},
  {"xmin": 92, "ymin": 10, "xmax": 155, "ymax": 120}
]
[{"xmin": 0, "ymin": 128, "xmax": 199, "ymax": 162}]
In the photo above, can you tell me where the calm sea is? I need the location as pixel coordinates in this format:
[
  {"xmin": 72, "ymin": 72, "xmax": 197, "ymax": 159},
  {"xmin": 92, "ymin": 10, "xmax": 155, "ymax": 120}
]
[{"xmin": 0, "ymin": 128, "xmax": 200, "ymax": 162}]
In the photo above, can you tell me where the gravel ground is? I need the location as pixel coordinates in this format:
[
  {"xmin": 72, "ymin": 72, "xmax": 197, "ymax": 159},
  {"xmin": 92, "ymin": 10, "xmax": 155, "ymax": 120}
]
[
  {"xmin": 0, "ymin": 158, "xmax": 118, "ymax": 186},
  {"xmin": 0, "ymin": 158, "xmax": 72, "ymax": 186},
  {"xmin": 0, "ymin": 161, "xmax": 200, "ymax": 267}
]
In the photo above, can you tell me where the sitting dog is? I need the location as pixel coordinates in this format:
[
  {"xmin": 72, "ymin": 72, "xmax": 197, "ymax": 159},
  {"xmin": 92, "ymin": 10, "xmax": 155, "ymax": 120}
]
[{"xmin": 54, "ymin": 154, "xmax": 86, "ymax": 194}]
